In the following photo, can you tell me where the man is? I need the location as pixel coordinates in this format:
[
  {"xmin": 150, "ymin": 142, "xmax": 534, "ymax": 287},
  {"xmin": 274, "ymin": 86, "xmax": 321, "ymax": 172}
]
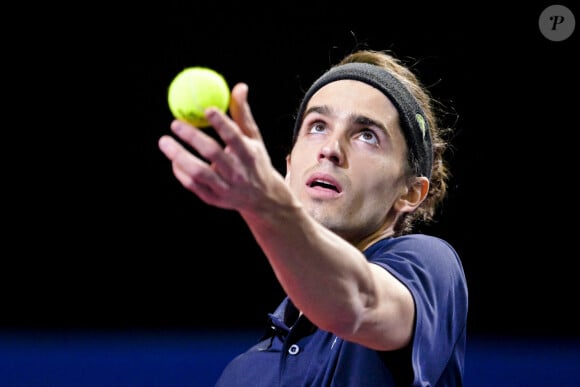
[{"xmin": 158, "ymin": 49, "xmax": 468, "ymax": 386}]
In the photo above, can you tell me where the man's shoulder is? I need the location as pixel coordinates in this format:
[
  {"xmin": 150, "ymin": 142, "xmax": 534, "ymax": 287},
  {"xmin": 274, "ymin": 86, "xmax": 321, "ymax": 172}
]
[
  {"xmin": 369, "ymin": 234, "xmax": 459, "ymax": 263},
  {"xmin": 382, "ymin": 233, "xmax": 452, "ymax": 249}
]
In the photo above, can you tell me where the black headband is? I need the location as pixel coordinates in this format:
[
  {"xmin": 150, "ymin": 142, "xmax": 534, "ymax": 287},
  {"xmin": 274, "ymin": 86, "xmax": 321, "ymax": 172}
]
[{"xmin": 293, "ymin": 62, "xmax": 433, "ymax": 179}]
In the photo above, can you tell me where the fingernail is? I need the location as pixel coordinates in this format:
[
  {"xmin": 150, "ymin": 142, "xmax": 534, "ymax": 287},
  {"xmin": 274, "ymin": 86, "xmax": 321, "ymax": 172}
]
[
  {"xmin": 206, "ymin": 108, "xmax": 217, "ymax": 119},
  {"xmin": 171, "ymin": 120, "xmax": 183, "ymax": 133}
]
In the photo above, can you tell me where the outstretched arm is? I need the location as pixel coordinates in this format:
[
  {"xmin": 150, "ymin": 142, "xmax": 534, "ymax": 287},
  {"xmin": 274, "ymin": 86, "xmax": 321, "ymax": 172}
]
[{"xmin": 158, "ymin": 83, "xmax": 414, "ymax": 351}]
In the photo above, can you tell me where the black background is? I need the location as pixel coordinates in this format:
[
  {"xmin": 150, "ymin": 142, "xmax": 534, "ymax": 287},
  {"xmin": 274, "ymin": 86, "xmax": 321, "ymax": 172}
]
[{"xmin": 4, "ymin": 2, "xmax": 578, "ymax": 339}]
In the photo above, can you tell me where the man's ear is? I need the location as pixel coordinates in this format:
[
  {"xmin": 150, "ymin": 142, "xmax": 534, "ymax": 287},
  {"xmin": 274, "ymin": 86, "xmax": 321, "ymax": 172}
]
[{"xmin": 394, "ymin": 177, "xmax": 429, "ymax": 213}]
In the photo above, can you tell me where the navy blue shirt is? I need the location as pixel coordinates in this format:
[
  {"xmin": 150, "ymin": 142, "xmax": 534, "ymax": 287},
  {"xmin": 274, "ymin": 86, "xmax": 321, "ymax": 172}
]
[{"xmin": 215, "ymin": 234, "xmax": 468, "ymax": 386}]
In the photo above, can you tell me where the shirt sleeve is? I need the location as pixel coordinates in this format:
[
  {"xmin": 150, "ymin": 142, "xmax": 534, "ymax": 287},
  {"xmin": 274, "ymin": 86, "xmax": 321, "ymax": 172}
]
[{"xmin": 367, "ymin": 234, "xmax": 468, "ymax": 385}]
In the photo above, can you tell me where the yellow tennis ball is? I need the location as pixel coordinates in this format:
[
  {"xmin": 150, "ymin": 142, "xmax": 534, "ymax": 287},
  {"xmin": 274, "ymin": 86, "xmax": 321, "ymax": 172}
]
[{"xmin": 167, "ymin": 66, "xmax": 230, "ymax": 128}]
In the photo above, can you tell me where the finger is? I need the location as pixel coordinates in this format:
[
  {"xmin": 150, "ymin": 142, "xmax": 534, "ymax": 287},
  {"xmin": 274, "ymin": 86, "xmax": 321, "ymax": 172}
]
[
  {"xmin": 169, "ymin": 119, "xmax": 235, "ymax": 172},
  {"xmin": 158, "ymin": 132, "xmax": 230, "ymax": 194},
  {"xmin": 158, "ymin": 134, "xmax": 187, "ymax": 161},
  {"xmin": 230, "ymin": 83, "xmax": 263, "ymax": 141},
  {"xmin": 172, "ymin": 165, "xmax": 230, "ymax": 207},
  {"xmin": 169, "ymin": 119, "xmax": 220, "ymax": 156},
  {"xmin": 204, "ymin": 109, "xmax": 260, "ymax": 180},
  {"xmin": 205, "ymin": 82, "xmax": 262, "ymax": 145},
  {"xmin": 159, "ymin": 130, "xmax": 213, "ymax": 169}
]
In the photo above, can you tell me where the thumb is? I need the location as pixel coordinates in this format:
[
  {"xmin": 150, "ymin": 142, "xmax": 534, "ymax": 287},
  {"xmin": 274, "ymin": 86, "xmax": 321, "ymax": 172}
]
[{"xmin": 230, "ymin": 82, "xmax": 262, "ymax": 140}]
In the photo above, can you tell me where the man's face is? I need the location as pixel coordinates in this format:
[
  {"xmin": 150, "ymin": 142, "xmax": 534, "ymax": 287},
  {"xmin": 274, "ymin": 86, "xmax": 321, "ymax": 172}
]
[{"xmin": 286, "ymin": 80, "xmax": 410, "ymax": 243}]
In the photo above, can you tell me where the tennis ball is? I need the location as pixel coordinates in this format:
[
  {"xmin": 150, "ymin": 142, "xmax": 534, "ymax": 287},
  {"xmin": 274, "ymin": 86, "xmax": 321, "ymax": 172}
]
[{"xmin": 167, "ymin": 67, "xmax": 230, "ymax": 128}]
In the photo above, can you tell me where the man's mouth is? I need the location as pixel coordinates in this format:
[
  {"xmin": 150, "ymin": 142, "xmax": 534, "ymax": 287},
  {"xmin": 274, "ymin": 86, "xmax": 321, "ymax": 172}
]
[
  {"xmin": 309, "ymin": 179, "xmax": 339, "ymax": 192},
  {"xmin": 306, "ymin": 174, "xmax": 342, "ymax": 193}
]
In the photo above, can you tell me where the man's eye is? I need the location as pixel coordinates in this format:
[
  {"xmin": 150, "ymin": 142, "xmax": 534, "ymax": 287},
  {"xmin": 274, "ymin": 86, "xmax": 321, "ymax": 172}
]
[
  {"xmin": 309, "ymin": 123, "xmax": 326, "ymax": 134},
  {"xmin": 358, "ymin": 130, "xmax": 378, "ymax": 145}
]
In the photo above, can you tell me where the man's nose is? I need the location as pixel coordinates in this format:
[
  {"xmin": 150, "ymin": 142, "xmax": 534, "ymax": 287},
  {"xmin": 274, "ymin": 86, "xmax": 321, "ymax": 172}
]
[{"xmin": 318, "ymin": 135, "xmax": 344, "ymax": 165}]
